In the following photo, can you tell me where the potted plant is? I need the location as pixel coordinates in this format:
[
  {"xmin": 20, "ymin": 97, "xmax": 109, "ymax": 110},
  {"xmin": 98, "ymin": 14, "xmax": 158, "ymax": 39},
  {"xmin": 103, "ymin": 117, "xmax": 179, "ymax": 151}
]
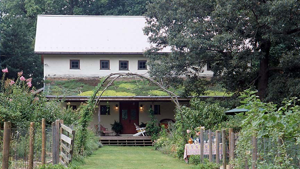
[{"xmin": 111, "ymin": 121, "xmax": 123, "ymax": 136}]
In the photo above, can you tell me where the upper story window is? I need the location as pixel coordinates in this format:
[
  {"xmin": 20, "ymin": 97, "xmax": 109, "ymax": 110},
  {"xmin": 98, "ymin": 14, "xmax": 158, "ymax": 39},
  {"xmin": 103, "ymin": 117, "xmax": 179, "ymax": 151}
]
[
  {"xmin": 138, "ymin": 60, "xmax": 147, "ymax": 70},
  {"xmin": 119, "ymin": 60, "xmax": 129, "ymax": 70},
  {"xmin": 100, "ymin": 60, "xmax": 110, "ymax": 70},
  {"xmin": 70, "ymin": 60, "xmax": 80, "ymax": 69}
]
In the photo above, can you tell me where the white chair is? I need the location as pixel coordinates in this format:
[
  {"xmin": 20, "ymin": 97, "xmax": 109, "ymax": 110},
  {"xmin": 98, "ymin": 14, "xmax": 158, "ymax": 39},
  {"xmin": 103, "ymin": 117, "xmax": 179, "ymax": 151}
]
[{"xmin": 133, "ymin": 123, "xmax": 146, "ymax": 136}]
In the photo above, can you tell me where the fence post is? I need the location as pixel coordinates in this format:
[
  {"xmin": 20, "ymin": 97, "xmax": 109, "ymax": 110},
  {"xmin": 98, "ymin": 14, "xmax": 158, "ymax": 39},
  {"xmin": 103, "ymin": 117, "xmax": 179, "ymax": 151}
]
[
  {"xmin": 55, "ymin": 120, "xmax": 60, "ymax": 164},
  {"xmin": 216, "ymin": 130, "xmax": 220, "ymax": 164},
  {"xmin": 2, "ymin": 121, "xmax": 11, "ymax": 169},
  {"xmin": 52, "ymin": 122, "xmax": 56, "ymax": 164},
  {"xmin": 252, "ymin": 135, "xmax": 257, "ymax": 169},
  {"xmin": 200, "ymin": 127, "xmax": 204, "ymax": 162},
  {"xmin": 222, "ymin": 129, "xmax": 226, "ymax": 169},
  {"xmin": 28, "ymin": 122, "xmax": 35, "ymax": 169},
  {"xmin": 209, "ymin": 129, "xmax": 212, "ymax": 162},
  {"xmin": 42, "ymin": 118, "xmax": 46, "ymax": 165},
  {"xmin": 229, "ymin": 128, "xmax": 234, "ymax": 168}
]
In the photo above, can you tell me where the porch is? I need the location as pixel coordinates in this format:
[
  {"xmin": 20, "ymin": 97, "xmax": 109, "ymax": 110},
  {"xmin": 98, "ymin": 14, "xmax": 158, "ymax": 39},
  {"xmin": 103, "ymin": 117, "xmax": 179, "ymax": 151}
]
[{"xmin": 100, "ymin": 135, "xmax": 152, "ymax": 146}]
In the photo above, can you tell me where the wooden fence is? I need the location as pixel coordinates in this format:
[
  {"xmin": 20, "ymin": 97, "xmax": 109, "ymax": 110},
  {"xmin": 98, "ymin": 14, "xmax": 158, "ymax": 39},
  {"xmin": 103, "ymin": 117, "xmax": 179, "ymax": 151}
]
[
  {"xmin": 189, "ymin": 128, "xmax": 300, "ymax": 169},
  {"xmin": 193, "ymin": 128, "xmax": 258, "ymax": 169},
  {"xmin": 1, "ymin": 119, "xmax": 75, "ymax": 169}
]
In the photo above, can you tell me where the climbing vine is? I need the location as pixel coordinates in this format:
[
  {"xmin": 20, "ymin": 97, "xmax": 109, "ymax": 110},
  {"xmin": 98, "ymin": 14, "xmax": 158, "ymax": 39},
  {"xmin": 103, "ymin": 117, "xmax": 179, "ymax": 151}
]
[{"xmin": 77, "ymin": 73, "xmax": 182, "ymax": 154}]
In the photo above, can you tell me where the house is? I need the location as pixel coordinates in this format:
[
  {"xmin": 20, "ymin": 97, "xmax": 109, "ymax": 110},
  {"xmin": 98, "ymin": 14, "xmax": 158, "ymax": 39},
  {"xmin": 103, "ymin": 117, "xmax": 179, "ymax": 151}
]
[{"xmin": 34, "ymin": 15, "xmax": 213, "ymax": 134}]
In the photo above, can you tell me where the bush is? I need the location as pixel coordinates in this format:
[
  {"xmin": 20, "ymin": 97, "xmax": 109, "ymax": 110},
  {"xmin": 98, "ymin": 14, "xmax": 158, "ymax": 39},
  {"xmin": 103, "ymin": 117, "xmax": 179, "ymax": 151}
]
[{"xmin": 146, "ymin": 108, "xmax": 160, "ymax": 141}]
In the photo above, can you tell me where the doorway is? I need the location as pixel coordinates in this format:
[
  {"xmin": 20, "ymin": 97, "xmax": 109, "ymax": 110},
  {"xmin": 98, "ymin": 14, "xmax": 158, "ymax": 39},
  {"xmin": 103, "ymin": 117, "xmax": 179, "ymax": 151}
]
[{"xmin": 120, "ymin": 102, "xmax": 139, "ymax": 134}]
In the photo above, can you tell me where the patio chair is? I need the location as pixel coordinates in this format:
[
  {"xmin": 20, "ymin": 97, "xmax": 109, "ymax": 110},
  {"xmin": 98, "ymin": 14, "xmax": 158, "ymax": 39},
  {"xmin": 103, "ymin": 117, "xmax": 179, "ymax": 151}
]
[
  {"xmin": 133, "ymin": 123, "xmax": 146, "ymax": 136},
  {"xmin": 95, "ymin": 125, "xmax": 114, "ymax": 136}
]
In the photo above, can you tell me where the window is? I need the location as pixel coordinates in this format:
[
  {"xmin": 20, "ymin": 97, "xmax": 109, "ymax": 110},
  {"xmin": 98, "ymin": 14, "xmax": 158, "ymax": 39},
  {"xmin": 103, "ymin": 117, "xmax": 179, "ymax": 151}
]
[
  {"xmin": 207, "ymin": 62, "xmax": 212, "ymax": 71},
  {"xmin": 119, "ymin": 61, "xmax": 129, "ymax": 70},
  {"xmin": 67, "ymin": 105, "xmax": 77, "ymax": 110},
  {"xmin": 70, "ymin": 60, "xmax": 80, "ymax": 69},
  {"xmin": 150, "ymin": 105, "xmax": 160, "ymax": 115},
  {"xmin": 100, "ymin": 60, "xmax": 110, "ymax": 70},
  {"xmin": 138, "ymin": 60, "xmax": 147, "ymax": 70},
  {"xmin": 100, "ymin": 105, "xmax": 110, "ymax": 115}
]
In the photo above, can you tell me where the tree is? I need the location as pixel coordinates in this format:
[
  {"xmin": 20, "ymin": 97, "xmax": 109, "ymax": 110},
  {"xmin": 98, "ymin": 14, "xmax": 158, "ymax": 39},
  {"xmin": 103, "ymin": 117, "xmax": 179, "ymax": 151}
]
[{"xmin": 144, "ymin": 0, "xmax": 300, "ymax": 103}]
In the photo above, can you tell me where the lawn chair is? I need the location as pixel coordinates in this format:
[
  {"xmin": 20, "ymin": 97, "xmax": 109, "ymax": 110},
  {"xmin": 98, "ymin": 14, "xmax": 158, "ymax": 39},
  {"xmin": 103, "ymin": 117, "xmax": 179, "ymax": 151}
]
[
  {"xmin": 96, "ymin": 125, "xmax": 114, "ymax": 136},
  {"xmin": 133, "ymin": 123, "xmax": 146, "ymax": 136}
]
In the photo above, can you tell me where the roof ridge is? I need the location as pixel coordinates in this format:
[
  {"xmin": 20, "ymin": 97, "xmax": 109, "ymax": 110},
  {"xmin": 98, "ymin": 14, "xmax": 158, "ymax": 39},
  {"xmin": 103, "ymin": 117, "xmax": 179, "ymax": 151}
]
[{"xmin": 37, "ymin": 15, "xmax": 145, "ymax": 18}]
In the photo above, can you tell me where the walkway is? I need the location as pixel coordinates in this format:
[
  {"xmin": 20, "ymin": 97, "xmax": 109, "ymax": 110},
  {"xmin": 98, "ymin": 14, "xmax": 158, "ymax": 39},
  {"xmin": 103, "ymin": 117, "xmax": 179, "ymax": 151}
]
[{"xmin": 79, "ymin": 146, "xmax": 195, "ymax": 169}]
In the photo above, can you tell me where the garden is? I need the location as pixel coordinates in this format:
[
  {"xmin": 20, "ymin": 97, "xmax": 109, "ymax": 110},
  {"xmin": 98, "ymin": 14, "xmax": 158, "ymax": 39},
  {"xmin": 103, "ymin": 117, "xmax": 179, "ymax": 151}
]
[{"xmin": 1, "ymin": 68, "xmax": 300, "ymax": 169}]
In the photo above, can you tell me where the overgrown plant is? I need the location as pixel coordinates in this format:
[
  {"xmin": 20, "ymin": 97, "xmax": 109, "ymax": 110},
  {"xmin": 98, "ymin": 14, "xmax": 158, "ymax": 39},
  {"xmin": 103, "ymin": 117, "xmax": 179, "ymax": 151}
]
[
  {"xmin": 232, "ymin": 90, "xmax": 300, "ymax": 168},
  {"xmin": 0, "ymin": 68, "xmax": 77, "ymax": 128},
  {"xmin": 146, "ymin": 108, "xmax": 160, "ymax": 141}
]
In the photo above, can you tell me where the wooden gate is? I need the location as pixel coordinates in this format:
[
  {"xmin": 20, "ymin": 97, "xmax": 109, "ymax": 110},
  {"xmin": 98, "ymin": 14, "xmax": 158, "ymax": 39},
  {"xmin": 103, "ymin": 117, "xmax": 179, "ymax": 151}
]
[{"xmin": 52, "ymin": 120, "xmax": 75, "ymax": 167}]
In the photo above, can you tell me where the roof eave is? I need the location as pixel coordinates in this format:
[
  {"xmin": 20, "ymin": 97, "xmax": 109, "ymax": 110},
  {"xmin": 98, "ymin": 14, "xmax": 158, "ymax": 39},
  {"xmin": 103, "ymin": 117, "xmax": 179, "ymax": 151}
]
[{"xmin": 34, "ymin": 51, "xmax": 170, "ymax": 55}]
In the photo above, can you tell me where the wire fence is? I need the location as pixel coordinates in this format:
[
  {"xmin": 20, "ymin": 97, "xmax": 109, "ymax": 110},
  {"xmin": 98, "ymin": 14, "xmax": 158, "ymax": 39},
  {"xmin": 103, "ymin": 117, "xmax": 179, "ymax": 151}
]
[{"xmin": 0, "ymin": 126, "xmax": 53, "ymax": 169}]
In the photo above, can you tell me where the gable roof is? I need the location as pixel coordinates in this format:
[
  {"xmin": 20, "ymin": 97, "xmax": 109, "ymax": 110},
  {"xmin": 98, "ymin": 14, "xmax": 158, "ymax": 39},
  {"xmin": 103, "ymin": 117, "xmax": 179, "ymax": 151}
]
[{"xmin": 34, "ymin": 15, "xmax": 170, "ymax": 54}]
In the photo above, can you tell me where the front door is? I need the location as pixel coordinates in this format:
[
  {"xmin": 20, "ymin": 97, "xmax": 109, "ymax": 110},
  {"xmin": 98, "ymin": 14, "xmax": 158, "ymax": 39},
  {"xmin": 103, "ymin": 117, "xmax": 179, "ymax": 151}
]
[{"xmin": 120, "ymin": 102, "xmax": 139, "ymax": 134}]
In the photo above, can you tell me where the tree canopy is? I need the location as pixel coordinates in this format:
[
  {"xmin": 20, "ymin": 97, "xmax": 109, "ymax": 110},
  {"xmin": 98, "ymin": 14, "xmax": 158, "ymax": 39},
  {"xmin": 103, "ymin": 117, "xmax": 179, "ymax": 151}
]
[{"xmin": 144, "ymin": 0, "xmax": 300, "ymax": 103}]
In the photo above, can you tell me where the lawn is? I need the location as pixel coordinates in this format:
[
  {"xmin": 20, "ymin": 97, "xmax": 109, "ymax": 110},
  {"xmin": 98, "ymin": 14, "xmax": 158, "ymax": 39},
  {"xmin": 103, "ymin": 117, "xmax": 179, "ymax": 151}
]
[{"xmin": 78, "ymin": 146, "xmax": 195, "ymax": 169}]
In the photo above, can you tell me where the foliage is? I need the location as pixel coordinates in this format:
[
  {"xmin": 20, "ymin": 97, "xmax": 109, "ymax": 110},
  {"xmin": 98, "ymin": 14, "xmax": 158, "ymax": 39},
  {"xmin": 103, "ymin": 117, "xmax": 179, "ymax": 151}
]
[
  {"xmin": 79, "ymin": 90, "xmax": 136, "ymax": 97},
  {"xmin": 148, "ymin": 90, "xmax": 168, "ymax": 96},
  {"xmin": 144, "ymin": 0, "xmax": 300, "ymax": 102},
  {"xmin": 232, "ymin": 89, "xmax": 300, "ymax": 168},
  {"xmin": 153, "ymin": 99, "xmax": 228, "ymax": 159},
  {"xmin": 76, "ymin": 78, "xmax": 104, "ymax": 155},
  {"xmin": 110, "ymin": 121, "xmax": 123, "ymax": 136},
  {"xmin": 146, "ymin": 108, "xmax": 160, "ymax": 141},
  {"xmin": 178, "ymin": 99, "xmax": 227, "ymax": 131},
  {"xmin": 0, "ymin": 70, "xmax": 78, "ymax": 128},
  {"xmin": 193, "ymin": 159, "xmax": 220, "ymax": 169}
]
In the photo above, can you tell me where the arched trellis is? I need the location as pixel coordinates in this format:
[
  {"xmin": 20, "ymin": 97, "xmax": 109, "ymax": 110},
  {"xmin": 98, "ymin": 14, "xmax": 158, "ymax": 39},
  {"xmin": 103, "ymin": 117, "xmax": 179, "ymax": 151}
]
[{"xmin": 91, "ymin": 73, "xmax": 182, "ymax": 133}]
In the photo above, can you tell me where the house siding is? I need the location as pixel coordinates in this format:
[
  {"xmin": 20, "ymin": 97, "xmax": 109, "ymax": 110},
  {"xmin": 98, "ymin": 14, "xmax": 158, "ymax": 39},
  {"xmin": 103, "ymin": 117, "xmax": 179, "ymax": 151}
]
[{"xmin": 44, "ymin": 54, "xmax": 149, "ymax": 78}]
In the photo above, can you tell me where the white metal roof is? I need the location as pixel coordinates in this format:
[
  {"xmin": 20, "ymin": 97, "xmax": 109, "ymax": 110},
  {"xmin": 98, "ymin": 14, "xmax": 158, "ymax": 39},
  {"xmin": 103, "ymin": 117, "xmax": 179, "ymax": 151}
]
[{"xmin": 34, "ymin": 15, "xmax": 170, "ymax": 54}]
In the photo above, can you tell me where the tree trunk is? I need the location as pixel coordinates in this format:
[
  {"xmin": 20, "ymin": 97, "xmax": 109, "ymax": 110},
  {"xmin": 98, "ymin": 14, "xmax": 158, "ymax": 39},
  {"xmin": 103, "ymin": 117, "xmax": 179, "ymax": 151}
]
[{"xmin": 257, "ymin": 40, "xmax": 271, "ymax": 100}]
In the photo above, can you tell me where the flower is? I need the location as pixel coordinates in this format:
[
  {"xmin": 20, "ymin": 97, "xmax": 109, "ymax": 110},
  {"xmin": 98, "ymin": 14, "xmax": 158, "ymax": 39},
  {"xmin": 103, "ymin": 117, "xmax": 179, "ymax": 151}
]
[
  {"xmin": 18, "ymin": 71, "xmax": 23, "ymax": 76},
  {"xmin": 20, "ymin": 76, "xmax": 26, "ymax": 81},
  {"xmin": 2, "ymin": 68, "xmax": 8, "ymax": 73},
  {"xmin": 26, "ymin": 78, "xmax": 32, "ymax": 82},
  {"xmin": 27, "ymin": 81, "xmax": 32, "ymax": 88},
  {"xmin": 186, "ymin": 129, "xmax": 191, "ymax": 134},
  {"xmin": 196, "ymin": 132, "xmax": 200, "ymax": 136},
  {"xmin": 10, "ymin": 80, "xmax": 15, "ymax": 85},
  {"xmin": 9, "ymin": 99, "xmax": 13, "ymax": 102}
]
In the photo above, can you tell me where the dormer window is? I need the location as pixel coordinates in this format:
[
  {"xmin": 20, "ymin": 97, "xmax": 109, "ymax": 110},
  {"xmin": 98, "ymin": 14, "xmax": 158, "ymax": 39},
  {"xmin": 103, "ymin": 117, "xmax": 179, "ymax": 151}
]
[
  {"xmin": 119, "ymin": 61, "xmax": 129, "ymax": 70},
  {"xmin": 138, "ymin": 60, "xmax": 147, "ymax": 70},
  {"xmin": 70, "ymin": 60, "xmax": 80, "ymax": 69}
]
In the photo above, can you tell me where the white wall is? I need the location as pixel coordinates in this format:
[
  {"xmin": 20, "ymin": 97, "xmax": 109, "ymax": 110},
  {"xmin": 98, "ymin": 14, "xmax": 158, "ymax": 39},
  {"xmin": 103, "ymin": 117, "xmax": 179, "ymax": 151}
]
[{"xmin": 43, "ymin": 54, "xmax": 149, "ymax": 78}]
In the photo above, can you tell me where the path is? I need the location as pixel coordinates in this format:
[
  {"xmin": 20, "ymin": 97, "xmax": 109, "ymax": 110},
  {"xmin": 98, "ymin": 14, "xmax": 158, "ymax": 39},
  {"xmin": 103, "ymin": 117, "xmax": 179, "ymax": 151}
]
[{"xmin": 79, "ymin": 146, "xmax": 195, "ymax": 169}]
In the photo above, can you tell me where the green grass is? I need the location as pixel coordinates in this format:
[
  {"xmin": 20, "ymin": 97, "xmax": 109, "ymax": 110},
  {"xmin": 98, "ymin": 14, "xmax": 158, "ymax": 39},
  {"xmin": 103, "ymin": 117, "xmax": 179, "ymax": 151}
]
[
  {"xmin": 78, "ymin": 146, "xmax": 195, "ymax": 169},
  {"xmin": 45, "ymin": 79, "xmax": 231, "ymax": 97}
]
